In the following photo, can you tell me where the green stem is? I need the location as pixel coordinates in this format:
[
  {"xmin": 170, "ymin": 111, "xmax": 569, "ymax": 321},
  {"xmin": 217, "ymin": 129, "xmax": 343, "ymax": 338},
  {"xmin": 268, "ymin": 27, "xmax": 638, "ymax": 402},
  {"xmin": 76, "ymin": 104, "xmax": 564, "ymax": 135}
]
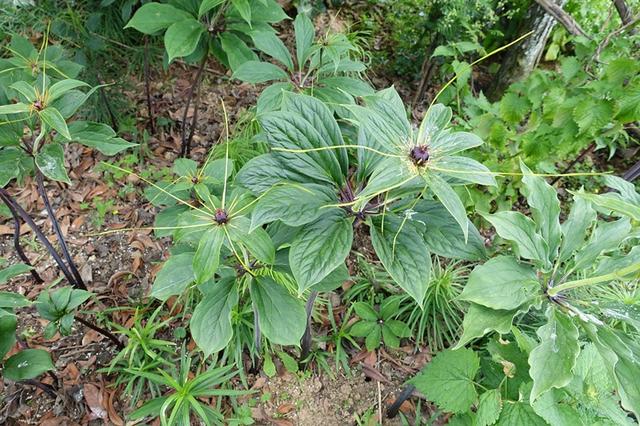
[{"xmin": 548, "ymin": 262, "xmax": 640, "ymax": 297}]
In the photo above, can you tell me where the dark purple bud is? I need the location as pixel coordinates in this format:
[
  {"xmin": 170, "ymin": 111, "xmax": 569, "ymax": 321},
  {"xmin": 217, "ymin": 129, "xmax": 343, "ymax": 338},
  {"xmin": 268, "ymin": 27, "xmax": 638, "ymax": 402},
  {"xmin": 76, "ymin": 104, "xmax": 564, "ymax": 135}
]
[
  {"xmin": 214, "ymin": 208, "xmax": 228, "ymax": 224},
  {"xmin": 410, "ymin": 145, "xmax": 430, "ymax": 166}
]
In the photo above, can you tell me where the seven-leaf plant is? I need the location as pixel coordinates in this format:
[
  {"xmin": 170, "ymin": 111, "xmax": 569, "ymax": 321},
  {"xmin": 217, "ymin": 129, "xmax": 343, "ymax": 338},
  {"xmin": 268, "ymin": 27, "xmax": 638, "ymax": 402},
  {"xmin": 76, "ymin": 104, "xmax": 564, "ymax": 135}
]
[
  {"xmin": 233, "ymin": 13, "xmax": 373, "ymax": 113},
  {"xmin": 238, "ymin": 88, "xmax": 492, "ymax": 306},
  {"xmin": 455, "ymin": 162, "xmax": 640, "ymax": 418},
  {"xmin": 124, "ymin": 0, "xmax": 287, "ymax": 65}
]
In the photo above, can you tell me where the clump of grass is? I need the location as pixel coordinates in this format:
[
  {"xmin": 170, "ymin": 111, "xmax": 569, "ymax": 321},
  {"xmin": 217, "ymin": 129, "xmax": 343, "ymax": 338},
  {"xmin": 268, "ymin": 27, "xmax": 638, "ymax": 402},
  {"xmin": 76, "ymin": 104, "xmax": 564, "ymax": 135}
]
[{"xmin": 396, "ymin": 258, "xmax": 469, "ymax": 351}]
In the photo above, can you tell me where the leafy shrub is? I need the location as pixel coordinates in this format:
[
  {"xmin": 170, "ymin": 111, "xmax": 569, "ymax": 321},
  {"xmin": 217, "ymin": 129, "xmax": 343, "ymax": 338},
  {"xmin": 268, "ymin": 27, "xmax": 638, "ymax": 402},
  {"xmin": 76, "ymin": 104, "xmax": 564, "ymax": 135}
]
[
  {"xmin": 454, "ymin": 163, "xmax": 640, "ymax": 418},
  {"xmin": 232, "ymin": 13, "xmax": 372, "ymax": 113}
]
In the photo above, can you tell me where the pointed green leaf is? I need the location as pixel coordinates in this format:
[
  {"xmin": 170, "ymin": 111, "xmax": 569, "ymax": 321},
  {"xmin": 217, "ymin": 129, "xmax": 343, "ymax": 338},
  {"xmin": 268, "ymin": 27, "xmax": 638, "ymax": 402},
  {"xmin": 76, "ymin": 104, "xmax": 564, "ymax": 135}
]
[
  {"xmin": 191, "ymin": 278, "xmax": 238, "ymax": 357},
  {"xmin": 38, "ymin": 107, "xmax": 71, "ymax": 139},
  {"xmin": 558, "ymin": 197, "xmax": 596, "ymax": 263},
  {"xmin": 47, "ymin": 79, "xmax": 90, "ymax": 102},
  {"xmin": 198, "ymin": 0, "xmax": 225, "ymax": 17},
  {"xmin": 430, "ymin": 131, "xmax": 483, "ymax": 157},
  {"xmin": 9, "ymin": 81, "xmax": 37, "ymax": 102},
  {"xmin": 231, "ymin": 0, "xmax": 251, "ymax": 25},
  {"xmin": 193, "ymin": 226, "xmax": 225, "ymax": 284},
  {"xmin": 290, "ymin": 212, "xmax": 352, "ymax": 293},
  {"xmin": 496, "ymin": 402, "xmax": 546, "ymax": 426},
  {"xmin": 426, "ymin": 173, "xmax": 469, "ymax": 241},
  {"xmin": 250, "ymin": 30, "xmax": 293, "ymax": 70},
  {"xmin": 251, "ymin": 276, "xmax": 306, "ymax": 346},
  {"xmin": 482, "ymin": 211, "xmax": 548, "ymax": 265},
  {"xmin": 459, "ymin": 256, "xmax": 539, "ymax": 310},
  {"xmin": 3, "ymin": 349, "xmax": 54, "ymax": 381},
  {"xmin": 370, "ymin": 215, "xmax": 431, "ymax": 306},
  {"xmin": 125, "ymin": 3, "xmax": 193, "ymax": 34},
  {"xmin": 233, "ymin": 61, "xmax": 289, "ymax": 84},
  {"xmin": 250, "ymin": 184, "xmax": 331, "ymax": 230},
  {"xmin": 164, "ymin": 19, "xmax": 205, "ymax": 63},
  {"xmin": 294, "ymin": 13, "xmax": 314, "ymax": 68},
  {"xmin": 454, "ymin": 303, "xmax": 518, "ymax": 348},
  {"xmin": 0, "ymin": 102, "xmax": 31, "ymax": 115},
  {"xmin": 434, "ymin": 155, "xmax": 497, "ymax": 187},
  {"xmin": 35, "ymin": 143, "xmax": 71, "ymax": 184},
  {"xmin": 529, "ymin": 309, "xmax": 580, "ymax": 402},
  {"xmin": 520, "ymin": 161, "xmax": 561, "ymax": 260},
  {"xmin": 0, "ymin": 313, "xmax": 17, "ymax": 360},
  {"xmin": 151, "ymin": 253, "xmax": 195, "ymax": 300}
]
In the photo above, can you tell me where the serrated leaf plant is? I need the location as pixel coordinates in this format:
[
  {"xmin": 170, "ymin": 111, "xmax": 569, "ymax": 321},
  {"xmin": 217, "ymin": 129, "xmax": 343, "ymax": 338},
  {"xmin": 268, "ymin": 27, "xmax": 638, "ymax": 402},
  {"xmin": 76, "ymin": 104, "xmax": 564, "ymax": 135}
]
[
  {"xmin": 408, "ymin": 337, "xmax": 634, "ymax": 425},
  {"xmin": 233, "ymin": 13, "xmax": 373, "ymax": 113},
  {"xmin": 453, "ymin": 160, "xmax": 640, "ymax": 418}
]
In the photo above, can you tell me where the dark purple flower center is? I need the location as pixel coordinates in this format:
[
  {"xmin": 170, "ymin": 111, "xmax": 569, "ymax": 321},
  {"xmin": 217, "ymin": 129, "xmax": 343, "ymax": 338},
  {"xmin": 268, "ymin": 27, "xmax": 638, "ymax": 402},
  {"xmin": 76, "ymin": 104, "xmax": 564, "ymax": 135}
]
[
  {"xmin": 214, "ymin": 208, "xmax": 228, "ymax": 224},
  {"xmin": 410, "ymin": 145, "xmax": 430, "ymax": 166}
]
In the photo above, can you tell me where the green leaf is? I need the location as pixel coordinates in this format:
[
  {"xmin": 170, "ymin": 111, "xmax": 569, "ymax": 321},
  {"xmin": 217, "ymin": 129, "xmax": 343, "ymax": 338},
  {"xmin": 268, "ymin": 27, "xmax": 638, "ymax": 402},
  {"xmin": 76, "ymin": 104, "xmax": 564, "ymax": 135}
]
[
  {"xmin": 459, "ymin": 256, "xmax": 539, "ymax": 311},
  {"xmin": 520, "ymin": 161, "xmax": 561, "ymax": 260},
  {"xmin": 370, "ymin": 215, "xmax": 431, "ymax": 307},
  {"xmin": 151, "ymin": 252, "xmax": 195, "ymax": 300},
  {"xmin": 416, "ymin": 104, "xmax": 452, "ymax": 146},
  {"xmin": 496, "ymin": 402, "xmax": 546, "ymax": 426},
  {"xmin": 191, "ymin": 278, "xmax": 238, "ymax": 357},
  {"xmin": 250, "ymin": 184, "xmax": 331, "ymax": 230},
  {"xmin": 0, "ymin": 102, "xmax": 31, "ymax": 115},
  {"xmin": 430, "ymin": 131, "xmax": 483, "ymax": 157},
  {"xmin": 290, "ymin": 212, "xmax": 352, "ymax": 293},
  {"xmin": 529, "ymin": 309, "xmax": 580, "ymax": 402},
  {"xmin": 250, "ymin": 30, "xmax": 293, "ymax": 70},
  {"xmin": 434, "ymin": 155, "xmax": 497, "ymax": 187},
  {"xmin": 531, "ymin": 389, "xmax": 585, "ymax": 426},
  {"xmin": 410, "ymin": 349, "xmax": 480, "ymax": 414},
  {"xmin": 482, "ymin": 211, "xmax": 548, "ymax": 266},
  {"xmin": 9, "ymin": 81, "xmax": 37, "ymax": 102},
  {"xmin": 3, "ymin": 349, "xmax": 54, "ymax": 381},
  {"xmin": 499, "ymin": 92, "xmax": 530, "ymax": 124},
  {"xmin": 227, "ymin": 217, "xmax": 275, "ymax": 265},
  {"xmin": 39, "ymin": 107, "xmax": 71, "ymax": 139},
  {"xmin": 476, "ymin": 389, "xmax": 502, "ymax": 426},
  {"xmin": 164, "ymin": 19, "xmax": 205, "ymax": 63},
  {"xmin": 256, "ymin": 82, "xmax": 293, "ymax": 113},
  {"xmin": 575, "ymin": 191, "xmax": 640, "ymax": 222},
  {"xmin": 198, "ymin": 0, "xmax": 224, "ymax": 17},
  {"xmin": 64, "ymin": 121, "xmax": 136, "ymax": 155},
  {"xmin": 573, "ymin": 99, "xmax": 613, "ymax": 134},
  {"xmin": 125, "ymin": 3, "xmax": 193, "ymax": 34},
  {"xmin": 426, "ymin": 173, "xmax": 469, "ymax": 241},
  {"xmin": 355, "ymin": 157, "xmax": 413, "ymax": 207},
  {"xmin": 0, "ymin": 312, "xmax": 17, "ymax": 359},
  {"xmin": 414, "ymin": 200, "xmax": 487, "ymax": 261},
  {"xmin": 233, "ymin": 61, "xmax": 289, "ymax": 83},
  {"xmin": 219, "ymin": 32, "xmax": 259, "ymax": 71},
  {"xmin": 294, "ymin": 13, "xmax": 314, "ymax": 68},
  {"xmin": 573, "ymin": 217, "xmax": 631, "ymax": 271},
  {"xmin": 250, "ymin": 276, "xmax": 306, "ymax": 346},
  {"xmin": 47, "ymin": 79, "xmax": 89, "ymax": 102},
  {"xmin": 0, "ymin": 147, "xmax": 24, "ymax": 186},
  {"xmin": 349, "ymin": 320, "xmax": 376, "ymax": 337},
  {"xmin": 193, "ymin": 226, "xmax": 225, "ymax": 284},
  {"xmin": 558, "ymin": 197, "xmax": 596, "ymax": 263},
  {"xmin": 231, "ymin": 0, "xmax": 251, "ymax": 25},
  {"xmin": 354, "ymin": 302, "xmax": 378, "ymax": 321},
  {"xmin": 0, "ymin": 264, "xmax": 33, "ymax": 285},
  {"xmin": 454, "ymin": 303, "xmax": 519, "ymax": 348},
  {"xmin": 35, "ymin": 143, "xmax": 71, "ymax": 184}
]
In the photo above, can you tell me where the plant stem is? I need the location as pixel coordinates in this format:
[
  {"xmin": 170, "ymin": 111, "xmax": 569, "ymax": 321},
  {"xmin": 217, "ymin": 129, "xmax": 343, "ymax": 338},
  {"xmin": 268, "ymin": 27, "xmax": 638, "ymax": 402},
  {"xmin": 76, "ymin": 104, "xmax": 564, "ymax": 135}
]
[
  {"xmin": 386, "ymin": 384, "xmax": 415, "ymax": 418},
  {"xmin": 3, "ymin": 197, "xmax": 44, "ymax": 283},
  {"xmin": 74, "ymin": 315, "xmax": 124, "ymax": 350},
  {"xmin": 20, "ymin": 379, "xmax": 58, "ymax": 397},
  {"xmin": 299, "ymin": 290, "xmax": 318, "ymax": 368},
  {"xmin": 144, "ymin": 35, "xmax": 156, "ymax": 134},
  {"xmin": 180, "ymin": 54, "xmax": 208, "ymax": 157},
  {"xmin": 185, "ymin": 74, "xmax": 203, "ymax": 157},
  {"xmin": 550, "ymin": 143, "xmax": 595, "ymax": 185},
  {"xmin": 548, "ymin": 262, "xmax": 640, "ymax": 296},
  {"xmin": 0, "ymin": 189, "xmax": 77, "ymax": 286},
  {"xmin": 36, "ymin": 171, "xmax": 86, "ymax": 290}
]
